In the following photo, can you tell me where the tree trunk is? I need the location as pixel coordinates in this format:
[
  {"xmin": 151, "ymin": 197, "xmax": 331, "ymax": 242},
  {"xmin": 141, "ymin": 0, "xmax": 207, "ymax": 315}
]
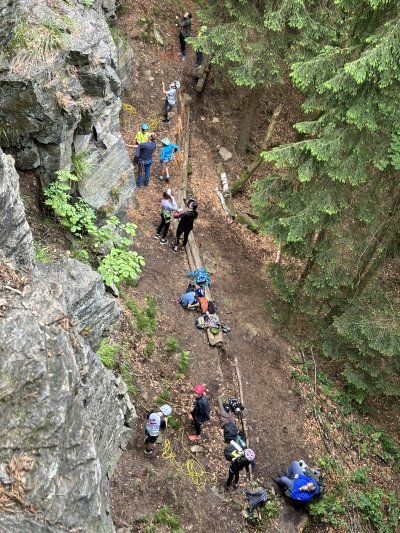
[
  {"xmin": 232, "ymin": 104, "xmax": 282, "ymax": 195},
  {"xmin": 235, "ymin": 86, "xmax": 265, "ymax": 158}
]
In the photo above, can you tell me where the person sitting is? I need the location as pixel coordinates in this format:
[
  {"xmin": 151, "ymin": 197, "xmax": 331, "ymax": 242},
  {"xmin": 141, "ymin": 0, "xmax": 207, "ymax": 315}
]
[
  {"xmin": 178, "ymin": 289, "xmax": 198, "ymax": 309},
  {"xmin": 275, "ymin": 460, "xmax": 320, "ymax": 502}
]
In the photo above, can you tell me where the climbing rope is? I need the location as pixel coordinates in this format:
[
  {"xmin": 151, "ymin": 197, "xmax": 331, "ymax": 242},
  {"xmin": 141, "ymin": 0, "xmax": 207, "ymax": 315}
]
[{"xmin": 162, "ymin": 434, "xmax": 217, "ymax": 488}]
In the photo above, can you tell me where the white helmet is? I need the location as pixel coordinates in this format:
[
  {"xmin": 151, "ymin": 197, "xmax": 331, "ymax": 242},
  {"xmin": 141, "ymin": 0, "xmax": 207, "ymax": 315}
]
[{"xmin": 160, "ymin": 404, "xmax": 172, "ymax": 416}]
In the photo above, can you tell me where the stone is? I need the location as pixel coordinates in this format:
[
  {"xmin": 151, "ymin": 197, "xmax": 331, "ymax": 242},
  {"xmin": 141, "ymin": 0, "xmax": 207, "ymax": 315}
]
[
  {"xmin": 190, "ymin": 445, "xmax": 205, "ymax": 453},
  {"xmin": 153, "ymin": 28, "xmax": 164, "ymax": 45},
  {"xmin": 219, "ymin": 147, "xmax": 233, "ymax": 161},
  {"xmin": 0, "ymin": 150, "xmax": 33, "ymax": 269},
  {"xmin": 212, "ymin": 117, "xmax": 220, "ymax": 123}
]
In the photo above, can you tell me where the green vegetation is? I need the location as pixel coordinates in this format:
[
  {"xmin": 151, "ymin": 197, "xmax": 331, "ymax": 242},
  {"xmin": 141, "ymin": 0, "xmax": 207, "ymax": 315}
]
[
  {"xmin": 156, "ymin": 385, "xmax": 170, "ymax": 405},
  {"xmin": 110, "ymin": 27, "xmax": 128, "ymax": 47},
  {"xmin": 44, "ymin": 169, "xmax": 144, "ymax": 286},
  {"xmin": 71, "ymin": 152, "xmax": 91, "ymax": 181},
  {"xmin": 136, "ymin": 17, "xmax": 156, "ymax": 44},
  {"xmin": 153, "ymin": 506, "xmax": 182, "ymax": 531},
  {"xmin": 34, "ymin": 243, "xmax": 52, "ymax": 264},
  {"xmin": 97, "ymin": 338, "xmax": 118, "ymax": 369},
  {"xmin": 165, "ymin": 336, "xmax": 180, "ymax": 354},
  {"xmin": 143, "ymin": 339, "xmax": 155, "ymax": 359},
  {"xmin": 167, "ymin": 416, "xmax": 181, "ymax": 430},
  {"xmin": 83, "ymin": 0, "xmax": 94, "ymax": 7},
  {"xmin": 124, "ymin": 294, "xmax": 157, "ymax": 359},
  {"xmin": 8, "ymin": 18, "xmax": 71, "ymax": 65},
  {"xmin": 178, "ymin": 351, "xmax": 190, "ymax": 374}
]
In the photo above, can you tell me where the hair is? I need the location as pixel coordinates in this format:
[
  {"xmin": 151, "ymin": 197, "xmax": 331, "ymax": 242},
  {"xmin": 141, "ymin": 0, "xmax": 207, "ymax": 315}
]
[
  {"xmin": 188, "ymin": 12, "xmax": 192, "ymax": 18},
  {"xmin": 191, "ymin": 202, "xmax": 198, "ymax": 210},
  {"xmin": 150, "ymin": 133, "xmax": 156, "ymax": 141},
  {"xmin": 163, "ymin": 191, "xmax": 171, "ymax": 199}
]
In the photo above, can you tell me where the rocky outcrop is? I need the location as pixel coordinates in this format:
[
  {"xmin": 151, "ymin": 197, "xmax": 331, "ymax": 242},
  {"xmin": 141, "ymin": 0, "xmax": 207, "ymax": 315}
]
[
  {"xmin": 0, "ymin": 150, "xmax": 33, "ymax": 269},
  {"xmin": 0, "ymin": 0, "xmax": 134, "ymax": 217},
  {"xmin": 0, "ymin": 149, "xmax": 136, "ymax": 531}
]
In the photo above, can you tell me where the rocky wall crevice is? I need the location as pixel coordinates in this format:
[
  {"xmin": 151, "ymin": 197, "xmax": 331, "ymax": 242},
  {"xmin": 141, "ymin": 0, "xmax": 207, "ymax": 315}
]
[{"xmin": 0, "ymin": 0, "xmax": 134, "ymax": 218}]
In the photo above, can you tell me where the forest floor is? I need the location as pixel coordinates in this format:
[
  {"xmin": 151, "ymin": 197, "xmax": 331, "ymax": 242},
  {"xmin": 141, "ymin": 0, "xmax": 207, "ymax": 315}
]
[{"xmin": 19, "ymin": 0, "xmax": 399, "ymax": 532}]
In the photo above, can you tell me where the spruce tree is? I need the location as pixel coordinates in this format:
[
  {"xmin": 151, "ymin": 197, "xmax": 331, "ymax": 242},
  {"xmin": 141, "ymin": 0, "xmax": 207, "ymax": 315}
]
[{"xmin": 253, "ymin": 0, "xmax": 400, "ymax": 398}]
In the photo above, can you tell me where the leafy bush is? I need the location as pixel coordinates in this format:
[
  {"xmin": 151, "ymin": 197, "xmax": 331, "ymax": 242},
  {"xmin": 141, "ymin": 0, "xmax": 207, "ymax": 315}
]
[
  {"xmin": 44, "ymin": 169, "xmax": 144, "ymax": 286},
  {"xmin": 154, "ymin": 506, "xmax": 181, "ymax": 531},
  {"xmin": 168, "ymin": 416, "xmax": 181, "ymax": 430},
  {"xmin": 178, "ymin": 351, "xmax": 190, "ymax": 374},
  {"xmin": 71, "ymin": 151, "xmax": 91, "ymax": 180},
  {"xmin": 156, "ymin": 385, "xmax": 170, "ymax": 405},
  {"xmin": 34, "ymin": 243, "xmax": 52, "ymax": 264},
  {"xmin": 83, "ymin": 0, "xmax": 94, "ymax": 7},
  {"xmin": 144, "ymin": 339, "xmax": 155, "ymax": 358}
]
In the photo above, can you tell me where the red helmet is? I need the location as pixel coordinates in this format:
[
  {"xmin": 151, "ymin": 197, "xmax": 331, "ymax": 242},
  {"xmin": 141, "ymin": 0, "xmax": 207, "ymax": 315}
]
[{"xmin": 193, "ymin": 384, "xmax": 205, "ymax": 395}]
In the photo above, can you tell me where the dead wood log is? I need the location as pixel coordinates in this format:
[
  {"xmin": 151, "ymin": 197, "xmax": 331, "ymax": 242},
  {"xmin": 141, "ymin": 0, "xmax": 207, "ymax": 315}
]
[
  {"xmin": 195, "ymin": 56, "xmax": 211, "ymax": 93},
  {"xmin": 231, "ymin": 104, "xmax": 282, "ymax": 196}
]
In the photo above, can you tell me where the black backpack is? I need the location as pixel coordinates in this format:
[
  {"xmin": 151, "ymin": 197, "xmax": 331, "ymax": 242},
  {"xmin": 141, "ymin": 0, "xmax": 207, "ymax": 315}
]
[
  {"xmin": 224, "ymin": 443, "xmax": 242, "ymax": 461},
  {"xmin": 208, "ymin": 300, "xmax": 217, "ymax": 314},
  {"xmin": 223, "ymin": 422, "xmax": 238, "ymax": 443},
  {"xmin": 228, "ymin": 397, "xmax": 244, "ymax": 414}
]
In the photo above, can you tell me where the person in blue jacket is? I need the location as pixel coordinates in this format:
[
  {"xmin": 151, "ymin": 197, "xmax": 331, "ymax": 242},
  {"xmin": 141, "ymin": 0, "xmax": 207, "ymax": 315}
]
[
  {"xmin": 158, "ymin": 138, "xmax": 179, "ymax": 182},
  {"xmin": 278, "ymin": 460, "xmax": 320, "ymax": 502}
]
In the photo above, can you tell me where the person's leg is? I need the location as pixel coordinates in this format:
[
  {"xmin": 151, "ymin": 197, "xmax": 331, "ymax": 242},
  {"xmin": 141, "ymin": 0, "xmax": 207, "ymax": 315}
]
[
  {"xmin": 165, "ymin": 162, "xmax": 170, "ymax": 182},
  {"xmin": 136, "ymin": 161, "xmax": 144, "ymax": 187},
  {"xmin": 175, "ymin": 228, "xmax": 183, "ymax": 248},
  {"xmin": 234, "ymin": 469, "xmax": 240, "ymax": 486},
  {"xmin": 287, "ymin": 460, "xmax": 303, "ymax": 478},
  {"xmin": 196, "ymin": 50, "xmax": 203, "ymax": 67},
  {"xmin": 280, "ymin": 476, "xmax": 294, "ymax": 491},
  {"xmin": 193, "ymin": 418, "xmax": 202, "ymax": 436},
  {"xmin": 181, "ymin": 230, "xmax": 190, "ymax": 249},
  {"xmin": 161, "ymin": 220, "xmax": 170, "ymax": 240},
  {"xmin": 156, "ymin": 215, "xmax": 165, "ymax": 236},
  {"xmin": 160, "ymin": 161, "xmax": 167, "ymax": 179},
  {"xmin": 225, "ymin": 467, "xmax": 235, "ymax": 488},
  {"xmin": 144, "ymin": 161, "xmax": 152, "ymax": 186},
  {"xmin": 179, "ymin": 32, "xmax": 186, "ymax": 56}
]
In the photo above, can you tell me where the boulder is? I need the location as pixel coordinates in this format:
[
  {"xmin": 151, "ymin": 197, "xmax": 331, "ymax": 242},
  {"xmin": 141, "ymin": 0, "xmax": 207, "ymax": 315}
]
[{"xmin": 218, "ymin": 147, "xmax": 233, "ymax": 161}]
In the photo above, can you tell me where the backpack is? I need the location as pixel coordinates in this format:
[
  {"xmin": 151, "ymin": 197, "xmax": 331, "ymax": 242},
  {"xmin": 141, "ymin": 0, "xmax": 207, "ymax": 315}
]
[
  {"xmin": 198, "ymin": 296, "xmax": 209, "ymax": 314},
  {"xmin": 228, "ymin": 397, "xmax": 245, "ymax": 415},
  {"xmin": 195, "ymin": 316, "xmax": 206, "ymax": 330},
  {"xmin": 223, "ymin": 422, "xmax": 238, "ymax": 443},
  {"xmin": 224, "ymin": 443, "xmax": 242, "ymax": 461},
  {"xmin": 208, "ymin": 300, "xmax": 217, "ymax": 314}
]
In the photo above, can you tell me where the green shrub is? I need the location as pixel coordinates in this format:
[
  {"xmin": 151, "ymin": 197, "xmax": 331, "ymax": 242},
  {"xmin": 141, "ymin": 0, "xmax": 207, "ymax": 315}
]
[
  {"xmin": 351, "ymin": 467, "xmax": 369, "ymax": 485},
  {"xmin": 168, "ymin": 416, "xmax": 181, "ymax": 430},
  {"xmin": 71, "ymin": 151, "xmax": 91, "ymax": 180},
  {"xmin": 144, "ymin": 339, "xmax": 155, "ymax": 358},
  {"xmin": 125, "ymin": 297, "xmax": 156, "ymax": 336},
  {"xmin": 154, "ymin": 506, "xmax": 181, "ymax": 530},
  {"xmin": 166, "ymin": 336, "xmax": 180, "ymax": 354},
  {"xmin": 156, "ymin": 385, "xmax": 170, "ymax": 405},
  {"xmin": 97, "ymin": 338, "xmax": 118, "ymax": 368},
  {"xmin": 178, "ymin": 351, "xmax": 190, "ymax": 374},
  {"xmin": 83, "ymin": 0, "xmax": 94, "ymax": 7}
]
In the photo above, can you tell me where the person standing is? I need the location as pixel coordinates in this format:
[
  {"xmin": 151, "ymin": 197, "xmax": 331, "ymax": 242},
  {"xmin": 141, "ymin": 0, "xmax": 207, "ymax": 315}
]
[
  {"xmin": 136, "ymin": 133, "xmax": 156, "ymax": 188},
  {"xmin": 176, "ymin": 12, "xmax": 192, "ymax": 61},
  {"xmin": 154, "ymin": 188, "xmax": 178, "ymax": 245},
  {"xmin": 162, "ymin": 81, "xmax": 180, "ymax": 124},
  {"xmin": 159, "ymin": 138, "xmax": 179, "ymax": 182},
  {"xmin": 225, "ymin": 449, "xmax": 256, "ymax": 490},
  {"xmin": 144, "ymin": 411, "xmax": 166, "ymax": 455},
  {"xmin": 173, "ymin": 199, "xmax": 198, "ymax": 252},
  {"xmin": 133, "ymin": 122, "xmax": 150, "ymax": 163},
  {"xmin": 189, "ymin": 384, "xmax": 210, "ymax": 441}
]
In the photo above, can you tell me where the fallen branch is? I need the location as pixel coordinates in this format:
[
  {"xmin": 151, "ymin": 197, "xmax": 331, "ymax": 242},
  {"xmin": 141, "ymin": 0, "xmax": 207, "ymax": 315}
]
[{"xmin": 234, "ymin": 356, "xmax": 253, "ymax": 482}]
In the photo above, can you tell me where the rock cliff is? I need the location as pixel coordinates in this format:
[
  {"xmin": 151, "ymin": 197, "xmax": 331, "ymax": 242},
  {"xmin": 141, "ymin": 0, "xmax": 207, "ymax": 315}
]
[
  {"xmin": 0, "ymin": 0, "xmax": 134, "ymax": 219},
  {"xmin": 0, "ymin": 149, "xmax": 136, "ymax": 531}
]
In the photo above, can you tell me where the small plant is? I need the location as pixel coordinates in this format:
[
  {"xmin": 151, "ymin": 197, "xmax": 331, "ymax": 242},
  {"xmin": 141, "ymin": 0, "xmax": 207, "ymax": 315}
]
[
  {"xmin": 166, "ymin": 336, "xmax": 180, "ymax": 354},
  {"xmin": 144, "ymin": 339, "xmax": 155, "ymax": 358},
  {"xmin": 71, "ymin": 151, "xmax": 92, "ymax": 180},
  {"xmin": 97, "ymin": 338, "xmax": 117, "ymax": 368},
  {"xmin": 168, "ymin": 416, "xmax": 181, "ymax": 430},
  {"xmin": 351, "ymin": 467, "xmax": 369, "ymax": 485},
  {"xmin": 72, "ymin": 247, "xmax": 90, "ymax": 263},
  {"xmin": 110, "ymin": 27, "xmax": 128, "ymax": 46},
  {"xmin": 98, "ymin": 248, "xmax": 144, "ymax": 286},
  {"xmin": 120, "ymin": 358, "xmax": 137, "ymax": 395},
  {"xmin": 125, "ymin": 297, "xmax": 157, "ymax": 336},
  {"xmin": 154, "ymin": 506, "xmax": 181, "ymax": 530},
  {"xmin": 136, "ymin": 17, "xmax": 155, "ymax": 44},
  {"xmin": 178, "ymin": 351, "xmax": 190, "ymax": 374},
  {"xmin": 34, "ymin": 243, "xmax": 52, "ymax": 264},
  {"xmin": 145, "ymin": 294, "xmax": 157, "ymax": 319},
  {"xmin": 83, "ymin": 0, "xmax": 94, "ymax": 7},
  {"xmin": 156, "ymin": 385, "xmax": 170, "ymax": 405}
]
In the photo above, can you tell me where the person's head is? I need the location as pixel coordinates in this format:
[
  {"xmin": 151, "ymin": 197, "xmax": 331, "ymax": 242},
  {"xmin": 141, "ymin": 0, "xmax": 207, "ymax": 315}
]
[
  {"xmin": 301, "ymin": 482, "xmax": 317, "ymax": 492},
  {"xmin": 184, "ymin": 12, "xmax": 192, "ymax": 19},
  {"xmin": 193, "ymin": 384, "xmax": 205, "ymax": 397},
  {"xmin": 244, "ymin": 448, "xmax": 256, "ymax": 461},
  {"xmin": 149, "ymin": 133, "xmax": 156, "ymax": 141},
  {"xmin": 191, "ymin": 201, "xmax": 198, "ymax": 211},
  {"xmin": 141, "ymin": 123, "xmax": 149, "ymax": 132},
  {"xmin": 163, "ymin": 190, "xmax": 171, "ymax": 200},
  {"xmin": 170, "ymin": 80, "xmax": 180, "ymax": 90}
]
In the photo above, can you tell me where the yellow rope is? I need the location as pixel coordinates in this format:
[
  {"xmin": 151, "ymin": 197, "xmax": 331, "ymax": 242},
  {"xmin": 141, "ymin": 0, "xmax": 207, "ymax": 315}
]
[{"xmin": 162, "ymin": 437, "xmax": 217, "ymax": 488}]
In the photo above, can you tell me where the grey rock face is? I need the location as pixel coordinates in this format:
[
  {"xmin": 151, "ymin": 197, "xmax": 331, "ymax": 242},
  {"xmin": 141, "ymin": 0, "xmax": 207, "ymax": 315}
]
[
  {"xmin": 0, "ymin": 0, "xmax": 135, "ymax": 217},
  {"xmin": 0, "ymin": 149, "xmax": 33, "ymax": 269},
  {"xmin": 0, "ymin": 152, "xmax": 136, "ymax": 531}
]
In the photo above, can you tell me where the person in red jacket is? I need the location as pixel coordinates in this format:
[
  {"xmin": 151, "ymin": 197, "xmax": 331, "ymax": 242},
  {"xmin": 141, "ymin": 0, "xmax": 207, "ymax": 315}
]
[{"xmin": 173, "ymin": 199, "xmax": 198, "ymax": 252}]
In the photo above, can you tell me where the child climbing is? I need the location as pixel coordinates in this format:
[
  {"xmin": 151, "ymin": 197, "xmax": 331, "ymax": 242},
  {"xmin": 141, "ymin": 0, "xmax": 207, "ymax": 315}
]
[
  {"xmin": 159, "ymin": 138, "xmax": 179, "ymax": 182},
  {"xmin": 154, "ymin": 188, "xmax": 178, "ymax": 245},
  {"xmin": 144, "ymin": 405, "xmax": 172, "ymax": 455},
  {"xmin": 162, "ymin": 80, "xmax": 180, "ymax": 124},
  {"xmin": 224, "ymin": 448, "xmax": 255, "ymax": 490},
  {"xmin": 173, "ymin": 198, "xmax": 198, "ymax": 252},
  {"xmin": 189, "ymin": 384, "xmax": 210, "ymax": 441},
  {"xmin": 136, "ymin": 133, "xmax": 156, "ymax": 188}
]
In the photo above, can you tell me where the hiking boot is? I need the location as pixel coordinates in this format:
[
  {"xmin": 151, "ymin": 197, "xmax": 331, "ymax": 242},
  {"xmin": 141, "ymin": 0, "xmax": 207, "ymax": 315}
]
[
  {"xmin": 154, "ymin": 234, "xmax": 161, "ymax": 240},
  {"xmin": 144, "ymin": 449, "xmax": 155, "ymax": 455},
  {"xmin": 232, "ymin": 483, "xmax": 239, "ymax": 490},
  {"xmin": 172, "ymin": 246, "xmax": 179, "ymax": 253},
  {"xmin": 162, "ymin": 119, "xmax": 171, "ymax": 124},
  {"xmin": 165, "ymin": 177, "xmax": 170, "ymax": 183},
  {"xmin": 160, "ymin": 238, "xmax": 168, "ymax": 245},
  {"xmin": 157, "ymin": 175, "xmax": 164, "ymax": 181},
  {"xmin": 223, "ymin": 481, "xmax": 230, "ymax": 491},
  {"xmin": 180, "ymin": 246, "xmax": 185, "ymax": 252}
]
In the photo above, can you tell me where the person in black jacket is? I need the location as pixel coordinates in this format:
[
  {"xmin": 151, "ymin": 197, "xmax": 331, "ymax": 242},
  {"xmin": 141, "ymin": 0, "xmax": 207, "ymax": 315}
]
[
  {"xmin": 224, "ymin": 449, "xmax": 256, "ymax": 490},
  {"xmin": 189, "ymin": 384, "xmax": 210, "ymax": 441},
  {"xmin": 173, "ymin": 199, "xmax": 198, "ymax": 252}
]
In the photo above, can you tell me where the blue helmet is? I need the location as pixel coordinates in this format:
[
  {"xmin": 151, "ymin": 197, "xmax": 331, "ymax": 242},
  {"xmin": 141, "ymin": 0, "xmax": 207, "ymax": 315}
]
[{"xmin": 141, "ymin": 123, "xmax": 149, "ymax": 131}]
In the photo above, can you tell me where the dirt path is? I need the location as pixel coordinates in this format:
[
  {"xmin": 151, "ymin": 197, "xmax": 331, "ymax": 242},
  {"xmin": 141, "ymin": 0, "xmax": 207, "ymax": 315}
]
[{"xmin": 110, "ymin": 4, "xmax": 314, "ymax": 531}]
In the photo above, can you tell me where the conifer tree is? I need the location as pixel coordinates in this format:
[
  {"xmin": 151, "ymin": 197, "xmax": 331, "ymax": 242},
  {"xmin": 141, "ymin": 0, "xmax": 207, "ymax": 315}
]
[{"xmin": 253, "ymin": 0, "xmax": 400, "ymax": 398}]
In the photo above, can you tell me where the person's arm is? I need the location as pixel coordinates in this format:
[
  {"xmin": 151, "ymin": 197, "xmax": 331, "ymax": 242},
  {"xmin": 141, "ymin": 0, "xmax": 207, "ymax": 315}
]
[
  {"xmin": 162, "ymin": 82, "xmax": 168, "ymax": 96},
  {"xmin": 171, "ymin": 144, "xmax": 179, "ymax": 153}
]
